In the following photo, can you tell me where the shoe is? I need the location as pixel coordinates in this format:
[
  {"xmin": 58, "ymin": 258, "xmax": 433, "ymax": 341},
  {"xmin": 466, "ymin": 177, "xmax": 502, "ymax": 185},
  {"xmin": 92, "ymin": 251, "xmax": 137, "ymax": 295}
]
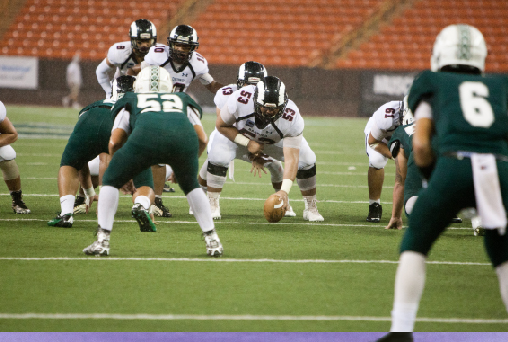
[
  {"xmin": 11, "ymin": 190, "xmax": 31, "ymax": 214},
  {"xmin": 73, "ymin": 196, "xmax": 87, "ymax": 214},
  {"xmin": 474, "ymin": 227, "xmax": 485, "ymax": 236},
  {"xmin": 209, "ymin": 195, "xmax": 221, "ymax": 220},
  {"xmin": 83, "ymin": 226, "xmax": 110, "ymax": 256},
  {"xmin": 47, "ymin": 213, "xmax": 73, "ymax": 228},
  {"xmin": 189, "ymin": 207, "xmax": 193, "ymax": 215},
  {"xmin": 203, "ymin": 229, "xmax": 223, "ymax": 257},
  {"xmin": 152, "ymin": 197, "xmax": 172, "ymax": 217},
  {"xmin": 375, "ymin": 332, "xmax": 413, "ymax": 342},
  {"xmin": 303, "ymin": 208, "xmax": 324, "ymax": 222},
  {"xmin": 366, "ymin": 203, "xmax": 382, "ymax": 223},
  {"xmin": 285, "ymin": 204, "xmax": 296, "ymax": 217},
  {"xmin": 163, "ymin": 183, "xmax": 176, "ymax": 192},
  {"xmin": 450, "ymin": 217, "xmax": 463, "ymax": 224},
  {"xmin": 132, "ymin": 204, "xmax": 157, "ymax": 232}
]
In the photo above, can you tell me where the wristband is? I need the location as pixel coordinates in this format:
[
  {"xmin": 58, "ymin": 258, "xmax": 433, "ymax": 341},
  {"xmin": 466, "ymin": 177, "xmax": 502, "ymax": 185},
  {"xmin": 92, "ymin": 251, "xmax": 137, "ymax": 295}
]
[
  {"xmin": 83, "ymin": 187, "xmax": 96, "ymax": 198},
  {"xmin": 234, "ymin": 134, "xmax": 250, "ymax": 147},
  {"xmin": 281, "ymin": 179, "xmax": 293, "ymax": 194}
]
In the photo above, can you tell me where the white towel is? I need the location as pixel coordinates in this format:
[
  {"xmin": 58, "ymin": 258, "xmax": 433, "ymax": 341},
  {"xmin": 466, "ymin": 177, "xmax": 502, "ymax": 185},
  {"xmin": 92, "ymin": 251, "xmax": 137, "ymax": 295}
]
[{"xmin": 471, "ymin": 153, "xmax": 507, "ymax": 234}]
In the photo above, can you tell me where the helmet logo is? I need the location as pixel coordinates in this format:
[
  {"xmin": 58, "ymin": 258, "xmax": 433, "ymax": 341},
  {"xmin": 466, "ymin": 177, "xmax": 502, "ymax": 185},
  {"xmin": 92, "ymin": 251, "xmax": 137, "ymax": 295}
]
[
  {"xmin": 140, "ymin": 33, "xmax": 151, "ymax": 39},
  {"xmin": 150, "ymin": 67, "xmax": 160, "ymax": 92},
  {"xmin": 457, "ymin": 24, "xmax": 472, "ymax": 60}
]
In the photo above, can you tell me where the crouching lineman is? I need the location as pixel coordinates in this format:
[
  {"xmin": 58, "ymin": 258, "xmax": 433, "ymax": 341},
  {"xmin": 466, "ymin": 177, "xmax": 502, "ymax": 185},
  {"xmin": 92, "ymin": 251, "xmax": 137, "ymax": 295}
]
[
  {"xmin": 0, "ymin": 101, "xmax": 30, "ymax": 214},
  {"xmin": 48, "ymin": 76, "xmax": 138, "ymax": 228},
  {"xmin": 197, "ymin": 61, "xmax": 295, "ymax": 218},
  {"xmin": 83, "ymin": 66, "xmax": 222, "ymax": 257},
  {"xmin": 207, "ymin": 76, "xmax": 324, "ymax": 222}
]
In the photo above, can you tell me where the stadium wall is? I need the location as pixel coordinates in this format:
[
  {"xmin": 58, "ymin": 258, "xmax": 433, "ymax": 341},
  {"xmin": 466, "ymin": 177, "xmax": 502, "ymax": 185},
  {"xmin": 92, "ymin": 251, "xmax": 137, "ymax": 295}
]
[{"xmin": 0, "ymin": 58, "xmax": 416, "ymax": 117}]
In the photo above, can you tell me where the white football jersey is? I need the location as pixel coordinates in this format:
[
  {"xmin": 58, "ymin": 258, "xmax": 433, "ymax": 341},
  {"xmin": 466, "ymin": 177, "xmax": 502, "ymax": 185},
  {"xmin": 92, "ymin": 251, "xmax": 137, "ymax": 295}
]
[
  {"xmin": 106, "ymin": 41, "xmax": 164, "ymax": 78},
  {"xmin": 214, "ymin": 84, "xmax": 237, "ymax": 109},
  {"xmin": 0, "ymin": 101, "xmax": 6, "ymax": 123},
  {"xmin": 223, "ymin": 85, "xmax": 304, "ymax": 145},
  {"xmin": 364, "ymin": 100, "xmax": 403, "ymax": 141},
  {"xmin": 143, "ymin": 45, "xmax": 210, "ymax": 93}
]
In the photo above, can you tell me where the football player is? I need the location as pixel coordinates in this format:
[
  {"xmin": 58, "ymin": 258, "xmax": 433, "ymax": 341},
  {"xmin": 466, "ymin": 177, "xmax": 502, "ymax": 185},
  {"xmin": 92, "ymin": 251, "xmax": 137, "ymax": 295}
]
[
  {"xmin": 364, "ymin": 99, "xmax": 405, "ymax": 223},
  {"xmin": 207, "ymin": 76, "xmax": 324, "ymax": 222},
  {"xmin": 48, "ymin": 76, "xmax": 137, "ymax": 228},
  {"xmin": 195, "ymin": 61, "xmax": 295, "ymax": 218},
  {"xmin": 83, "ymin": 66, "xmax": 221, "ymax": 257},
  {"xmin": 127, "ymin": 24, "xmax": 224, "ymax": 218},
  {"xmin": 377, "ymin": 24, "xmax": 508, "ymax": 341},
  {"xmin": 96, "ymin": 19, "xmax": 158, "ymax": 99},
  {"xmin": 0, "ymin": 101, "xmax": 30, "ymax": 214}
]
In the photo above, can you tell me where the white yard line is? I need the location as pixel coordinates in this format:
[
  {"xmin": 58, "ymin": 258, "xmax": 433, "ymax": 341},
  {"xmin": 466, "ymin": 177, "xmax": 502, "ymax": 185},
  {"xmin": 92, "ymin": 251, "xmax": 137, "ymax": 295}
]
[{"xmin": 0, "ymin": 313, "xmax": 505, "ymax": 324}]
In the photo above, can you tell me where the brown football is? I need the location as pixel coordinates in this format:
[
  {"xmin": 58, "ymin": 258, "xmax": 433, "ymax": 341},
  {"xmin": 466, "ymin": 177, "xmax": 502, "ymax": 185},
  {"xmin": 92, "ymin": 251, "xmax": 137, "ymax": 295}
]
[{"xmin": 263, "ymin": 193, "xmax": 286, "ymax": 223}]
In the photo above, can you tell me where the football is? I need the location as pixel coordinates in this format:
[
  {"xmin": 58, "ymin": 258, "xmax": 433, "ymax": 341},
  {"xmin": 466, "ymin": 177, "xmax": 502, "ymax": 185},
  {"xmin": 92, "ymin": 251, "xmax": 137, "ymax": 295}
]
[{"xmin": 263, "ymin": 193, "xmax": 286, "ymax": 223}]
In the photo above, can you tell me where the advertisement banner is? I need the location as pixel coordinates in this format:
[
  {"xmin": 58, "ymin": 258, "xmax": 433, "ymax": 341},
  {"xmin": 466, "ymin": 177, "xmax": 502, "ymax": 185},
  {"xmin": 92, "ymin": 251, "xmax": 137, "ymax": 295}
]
[{"xmin": 0, "ymin": 56, "xmax": 39, "ymax": 89}]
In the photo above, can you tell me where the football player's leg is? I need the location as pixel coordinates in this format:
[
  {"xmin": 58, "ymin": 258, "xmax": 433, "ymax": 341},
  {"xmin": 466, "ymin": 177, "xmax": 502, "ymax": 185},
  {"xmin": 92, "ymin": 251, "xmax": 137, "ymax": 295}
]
[
  {"xmin": 131, "ymin": 168, "xmax": 156, "ymax": 232},
  {"xmin": 207, "ymin": 133, "xmax": 238, "ymax": 219},
  {"xmin": 151, "ymin": 164, "xmax": 172, "ymax": 217},
  {"xmin": 295, "ymin": 140, "xmax": 323, "ymax": 222},
  {"xmin": 367, "ymin": 139, "xmax": 388, "ymax": 222},
  {"xmin": 0, "ymin": 145, "xmax": 30, "ymax": 214}
]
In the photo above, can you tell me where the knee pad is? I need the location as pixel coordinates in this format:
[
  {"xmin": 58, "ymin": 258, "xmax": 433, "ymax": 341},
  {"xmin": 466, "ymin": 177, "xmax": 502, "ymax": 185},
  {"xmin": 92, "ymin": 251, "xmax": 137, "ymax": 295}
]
[
  {"xmin": 207, "ymin": 162, "xmax": 228, "ymax": 189},
  {"xmin": 0, "ymin": 160, "xmax": 20, "ymax": 180},
  {"xmin": 165, "ymin": 165, "xmax": 173, "ymax": 180},
  {"xmin": 0, "ymin": 145, "xmax": 16, "ymax": 162},
  {"xmin": 199, "ymin": 160, "xmax": 208, "ymax": 180},
  {"xmin": 368, "ymin": 151, "xmax": 387, "ymax": 169},
  {"xmin": 266, "ymin": 160, "xmax": 283, "ymax": 183},
  {"xmin": 405, "ymin": 196, "xmax": 418, "ymax": 216},
  {"xmin": 296, "ymin": 164, "xmax": 317, "ymax": 191}
]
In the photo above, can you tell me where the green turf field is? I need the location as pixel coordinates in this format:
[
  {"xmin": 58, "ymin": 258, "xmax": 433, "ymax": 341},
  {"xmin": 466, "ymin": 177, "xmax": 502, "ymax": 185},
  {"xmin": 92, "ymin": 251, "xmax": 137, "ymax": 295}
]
[{"xmin": 0, "ymin": 106, "xmax": 506, "ymax": 332}]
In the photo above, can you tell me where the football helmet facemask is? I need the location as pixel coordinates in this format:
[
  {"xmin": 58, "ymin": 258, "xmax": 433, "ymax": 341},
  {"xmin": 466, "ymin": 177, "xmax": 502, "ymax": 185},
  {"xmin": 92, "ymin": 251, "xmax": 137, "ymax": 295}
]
[
  {"xmin": 431, "ymin": 24, "xmax": 487, "ymax": 73},
  {"xmin": 167, "ymin": 25, "xmax": 199, "ymax": 64},
  {"xmin": 111, "ymin": 75, "xmax": 136, "ymax": 101},
  {"xmin": 129, "ymin": 19, "xmax": 157, "ymax": 56},
  {"xmin": 134, "ymin": 66, "xmax": 173, "ymax": 93},
  {"xmin": 402, "ymin": 95, "xmax": 414, "ymax": 126},
  {"xmin": 237, "ymin": 61, "xmax": 267, "ymax": 88},
  {"xmin": 254, "ymin": 76, "xmax": 288, "ymax": 129}
]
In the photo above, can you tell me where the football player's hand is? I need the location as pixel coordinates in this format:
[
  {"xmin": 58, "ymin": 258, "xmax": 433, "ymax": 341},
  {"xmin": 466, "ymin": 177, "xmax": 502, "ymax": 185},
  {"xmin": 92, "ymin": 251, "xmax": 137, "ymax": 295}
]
[
  {"xmin": 275, "ymin": 190, "xmax": 289, "ymax": 213},
  {"xmin": 168, "ymin": 173, "xmax": 177, "ymax": 184},
  {"xmin": 250, "ymin": 159, "xmax": 268, "ymax": 178},
  {"xmin": 120, "ymin": 179, "xmax": 136, "ymax": 195},
  {"xmin": 385, "ymin": 217, "xmax": 403, "ymax": 230},
  {"xmin": 247, "ymin": 140, "xmax": 264, "ymax": 155},
  {"xmin": 85, "ymin": 195, "xmax": 96, "ymax": 214}
]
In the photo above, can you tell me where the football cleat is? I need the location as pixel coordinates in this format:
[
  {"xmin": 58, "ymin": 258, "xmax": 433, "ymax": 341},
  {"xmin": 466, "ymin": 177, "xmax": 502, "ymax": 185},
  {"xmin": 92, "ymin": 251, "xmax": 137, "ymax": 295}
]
[
  {"xmin": 285, "ymin": 204, "xmax": 296, "ymax": 217},
  {"xmin": 450, "ymin": 217, "xmax": 463, "ymax": 224},
  {"xmin": 474, "ymin": 227, "xmax": 485, "ymax": 236},
  {"xmin": 366, "ymin": 203, "xmax": 382, "ymax": 223},
  {"xmin": 152, "ymin": 197, "xmax": 172, "ymax": 217},
  {"xmin": 73, "ymin": 196, "xmax": 87, "ymax": 214},
  {"xmin": 11, "ymin": 190, "xmax": 31, "ymax": 214},
  {"xmin": 163, "ymin": 183, "xmax": 176, "ymax": 193},
  {"xmin": 375, "ymin": 332, "xmax": 413, "ymax": 342},
  {"xmin": 132, "ymin": 204, "xmax": 157, "ymax": 232},
  {"xmin": 203, "ymin": 229, "xmax": 223, "ymax": 257},
  {"xmin": 189, "ymin": 206, "xmax": 193, "ymax": 215},
  {"xmin": 303, "ymin": 208, "xmax": 324, "ymax": 222},
  {"xmin": 47, "ymin": 213, "xmax": 73, "ymax": 228},
  {"xmin": 83, "ymin": 226, "xmax": 110, "ymax": 256}
]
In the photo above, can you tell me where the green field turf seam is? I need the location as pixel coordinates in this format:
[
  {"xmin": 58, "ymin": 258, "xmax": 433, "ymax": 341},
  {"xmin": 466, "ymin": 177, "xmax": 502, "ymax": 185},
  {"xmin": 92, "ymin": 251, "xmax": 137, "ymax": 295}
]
[
  {"xmin": 0, "ymin": 257, "xmax": 491, "ymax": 266},
  {"xmin": 0, "ymin": 313, "xmax": 506, "ymax": 323}
]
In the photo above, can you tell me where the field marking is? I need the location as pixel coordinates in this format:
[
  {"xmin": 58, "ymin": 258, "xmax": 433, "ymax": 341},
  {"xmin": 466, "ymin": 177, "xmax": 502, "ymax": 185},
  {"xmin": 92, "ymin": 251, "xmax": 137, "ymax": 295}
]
[
  {"xmin": 0, "ymin": 257, "xmax": 490, "ymax": 266},
  {"xmin": 0, "ymin": 313, "xmax": 505, "ymax": 324}
]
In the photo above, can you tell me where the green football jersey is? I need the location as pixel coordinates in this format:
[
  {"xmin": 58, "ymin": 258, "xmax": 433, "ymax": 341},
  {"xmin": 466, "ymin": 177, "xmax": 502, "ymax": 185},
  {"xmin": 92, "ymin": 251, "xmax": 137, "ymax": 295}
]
[
  {"xmin": 78, "ymin": 99, "xmax": 115, "ymax": 116},
  {"xmin": 408, "ymin": 70, "xmax": 508, "ymax": 155}
]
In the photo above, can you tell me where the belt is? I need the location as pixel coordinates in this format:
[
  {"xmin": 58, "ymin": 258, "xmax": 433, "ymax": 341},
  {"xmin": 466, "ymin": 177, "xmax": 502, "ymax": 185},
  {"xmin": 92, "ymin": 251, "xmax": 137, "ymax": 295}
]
[{"xmin": 443, "ymin": 151, "xmax": 508, "ymax": 162}]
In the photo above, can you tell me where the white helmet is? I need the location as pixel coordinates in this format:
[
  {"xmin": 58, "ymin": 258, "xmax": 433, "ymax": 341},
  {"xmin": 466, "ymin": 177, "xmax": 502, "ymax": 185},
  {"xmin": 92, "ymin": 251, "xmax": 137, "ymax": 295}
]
[
  {"xmin": 134, "ymin": 66, "xmax": 173, "ymax": 93},
  {"xmin": 431, "ymin": 24, "xmax": 487, "ymax": 72},
  {"xmin": 402, "ymin": 95, "xmax": 413, "ymax": 126}
]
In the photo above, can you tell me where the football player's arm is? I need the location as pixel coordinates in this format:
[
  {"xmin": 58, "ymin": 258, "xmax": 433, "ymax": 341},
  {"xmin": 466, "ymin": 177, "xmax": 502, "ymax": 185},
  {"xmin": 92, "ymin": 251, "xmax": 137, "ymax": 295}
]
[
  {"xmin": 200, "ymin": 73, "xmax": 224, "ymax": 94},
  {"xmin": 96, "ymin": 57, "xmax": 115, "ymax": 97},
  {"xmin": 217, "ymin": 104, "xmax": 263, "ymax": 155},
  {"xmin": 385, "ymin": 147, "xmax": 407, "ymax": 230},
  {"xmin": 0, "ymin": 117, "xmax": 18, "ymax": 147},
  {"xmin": 276, "ymin": 135, "xmax": 302, "ymax": 211},
  {"xmin": 77, "ymin": 164, "xmax": 96, "ymax": 214},
  {"xmin": 127, "ymin": 64, "xmax": 141, "ymax": 76},
  {"xmin": 368, "ymin": 129, "xmax": 393, "ymax": 160},
  {"xmin": 109, "ymin": 108, "xmax": 131, "ymax": 155},
  {"xmin": 188, "ymin": 106, "xmax": 208, "ymax": 157},
  {"xmin": 413, "ymin": 101, "xmax": 435, "ymax": 178}
]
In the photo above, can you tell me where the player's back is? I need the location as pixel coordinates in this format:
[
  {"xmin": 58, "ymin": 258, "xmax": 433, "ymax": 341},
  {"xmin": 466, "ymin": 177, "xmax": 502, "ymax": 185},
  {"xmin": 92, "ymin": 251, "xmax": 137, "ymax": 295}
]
[{"xmin": 410, "ymin": 70, "xmax": 508, "ymax": 155}]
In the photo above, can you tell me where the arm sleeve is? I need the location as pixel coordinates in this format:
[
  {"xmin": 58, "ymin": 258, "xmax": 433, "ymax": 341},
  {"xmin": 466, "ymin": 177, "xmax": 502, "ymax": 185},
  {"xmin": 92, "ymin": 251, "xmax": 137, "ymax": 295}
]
[
  {"xmin": 369, "ymin": 120, "xmax": 386, "ymax": 141},
  {"xmin": 283, "ymin": 134, "xmax": 303, "ymax": 149},
  {"xmin": 96, "ymin": 58, "xmax": 114, "ymax": 97},
  {"xmin": 198, "ymin": 72, "xmax": 214, "ymax": 85},
  {"xmin": 414, "ymin": 100, "xmax": 432, "ymax": 121},
  {"xmin": 112, "ymin": 108, "xmax": 132, "ymax": 134},
  {"xmin": 187, "ymin": 106, "xmax": 203, "ymax": 127}
]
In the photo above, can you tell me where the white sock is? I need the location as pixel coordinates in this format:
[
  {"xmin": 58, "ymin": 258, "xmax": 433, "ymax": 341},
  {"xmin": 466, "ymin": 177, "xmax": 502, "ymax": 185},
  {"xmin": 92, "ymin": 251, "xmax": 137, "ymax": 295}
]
[
  {"xmin": 97, "ymin": 186, "xmax": 119, "ymax": 231},
  {"xmin": 496, "ymin": 261, "xmax": 508, "ymax": 313},
  {"xmin": 134, "ymin": 195, "xmax": 150, "ymax": 210},
  {"xmin": 369, "ymin": 199, "xmax": 381, "ymax": 205},
  {"xmin": 60, "ymin": 195, "xmax": 75, "ymax": 215},
  {"xmin": 390, "ymin": 251, "xmax": 426, "ymax": 332},
  {"xmin": 303, "ymin": 195, "xmax": 317, "ymax": 210},
  {"xmin": 187, "ymin": 188, "xmax": 214, "ymax": 233}
]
